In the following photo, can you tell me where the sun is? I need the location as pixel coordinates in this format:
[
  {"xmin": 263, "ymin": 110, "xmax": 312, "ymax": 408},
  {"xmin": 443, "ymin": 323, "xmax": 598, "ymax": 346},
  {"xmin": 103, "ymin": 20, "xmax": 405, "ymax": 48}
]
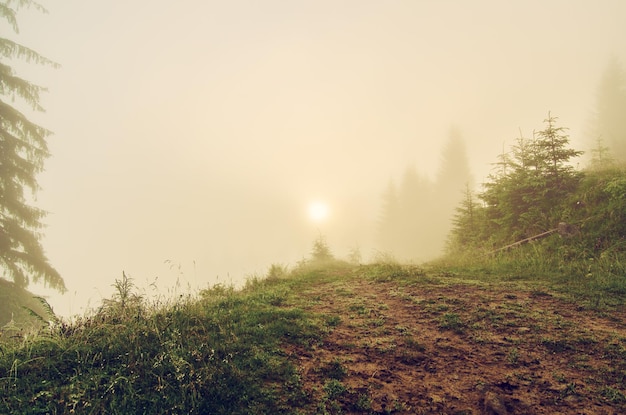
[{"xmin": 308, "ymin": 201, "xmax": 329, "ymax": 223}]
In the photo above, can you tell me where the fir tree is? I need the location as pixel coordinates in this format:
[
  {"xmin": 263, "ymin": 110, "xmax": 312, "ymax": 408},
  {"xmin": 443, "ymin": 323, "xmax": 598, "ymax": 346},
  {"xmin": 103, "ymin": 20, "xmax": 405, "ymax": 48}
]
[
  {"xmin": 434, "ymin": 128, "xmax": 473, "ymax": 251},
  {"xmin": 588, "ymin": 136, "xmax": 615, "ymax": 171},
  {"xmin": 377, "ymin": 180, "xmax": 401, "ymax": 253},
  {"xmin": 472, "ymin": 115, "xmax": 583, "ymax": 247},
  {"xmin": 447, "ymin": 183, "xmax": 480, "ymax": 251},
  {"xmin": 0, "ymin": 0, "xmax": 64, "ymax": 291},
  {"xmin": 592, "ymin": 57, "xmax": 626, "ymax": 163},
  {"xmin": 534, "ymin": 113, "xmax": 583, "ymax": 190}
]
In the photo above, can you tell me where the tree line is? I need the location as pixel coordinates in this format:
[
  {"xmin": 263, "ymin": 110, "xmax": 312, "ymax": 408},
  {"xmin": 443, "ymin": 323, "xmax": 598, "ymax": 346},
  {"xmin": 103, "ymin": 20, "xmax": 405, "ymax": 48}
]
[
  {"xmin": 377, "ymin": 128, "xmax": 472, "ymax": 261},
  {"xmin": 447, "ymin": 113, "xmax": 583, "ymax": 253},
  {"xmin": 378, "ymin": 57, "xmax": 626, "ymax": 261}
]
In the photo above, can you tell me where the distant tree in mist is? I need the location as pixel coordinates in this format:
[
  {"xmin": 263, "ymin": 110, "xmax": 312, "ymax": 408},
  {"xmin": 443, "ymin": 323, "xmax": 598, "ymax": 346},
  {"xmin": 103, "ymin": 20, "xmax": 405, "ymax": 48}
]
[
  {"xmin": 0, "ymin": 1, "xmax": 64, "ymax": 291},
  {"xmin": 433, "ymin": 128, "xmax": 473, "ymax": 246},
  {"xmin": 437, "ymin": 128, "xmax": 472, "ymax": 192},
  {"xmin": 590, "ymin": 57, "xmax": 626, "ymax": 164},
  {"xmin": 377, "ymin": 180, "xmax": 402, "ymax": 253},
  {"xmin": 377, "ymin": 166, "xmax": 436, "ymax": 260},
  {"xmin": 377, "ymin": 129, "xmax": 472, "ymax": 261},
  {"xmin": 588, "ymin": 136, "xmax": 615, "ymax": 171},
  {"xmin": 310, "ymin": 234, "xmax": 333, "ymax": 262}
]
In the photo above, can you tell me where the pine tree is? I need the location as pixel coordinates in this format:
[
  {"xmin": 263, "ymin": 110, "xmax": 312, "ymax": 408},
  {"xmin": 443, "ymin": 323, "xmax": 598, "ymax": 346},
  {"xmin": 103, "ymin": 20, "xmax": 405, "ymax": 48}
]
[
  {"xmin": 398, "ymin": 165, "xmax": 434, "ymax": 259},
  {"xmin": 434, "ymin": 128, "xmax": 473, "ymax": 252},
  {"xmin": 0, "ymin": 0, "xmax": 64, "ymax": 291},
  {"xmin": 377, "ymin": 166, "xmax": 438, "ymax": 260},
  {"xmin": 377, "ymin": 180, "xmax": 401, "ymax": 253},
  {"xmin": 478, "ymin": 115, "xmax": 582, "ymax": 244},
  {"xmin": 447, "ymin": 183, "xmax": 480, "ymax": 251},
  {"xmin": 310, "ymin": 234, "xmax": 333, "ymax": 262},
  {"xmin": 588, "ymin": 136, "xmax": 615, "ymax": 171},
  {"xmin": 436, "ymin": 128, "xmax": 472, "ymax": 193},
  {"xmin": 534, "ymin": 113, "xmax": 583, "ymax": 189},
  {"xmin": 592, "ymin": 57, "xmax": 626, "ymax": 163}
]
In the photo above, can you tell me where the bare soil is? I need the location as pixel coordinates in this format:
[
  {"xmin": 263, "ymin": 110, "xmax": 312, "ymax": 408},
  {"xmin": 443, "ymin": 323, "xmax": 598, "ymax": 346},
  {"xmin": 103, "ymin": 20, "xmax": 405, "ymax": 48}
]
[{"xmin": 286, "ymin": 275, "xmax": 626, "ymax": 414}]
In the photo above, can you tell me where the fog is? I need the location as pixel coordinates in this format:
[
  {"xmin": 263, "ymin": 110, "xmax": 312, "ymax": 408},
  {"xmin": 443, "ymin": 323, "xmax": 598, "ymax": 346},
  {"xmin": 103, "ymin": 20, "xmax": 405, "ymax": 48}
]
[{"xmin": 13, "ymin": 1, "xmax": 626, "ymax": 317}]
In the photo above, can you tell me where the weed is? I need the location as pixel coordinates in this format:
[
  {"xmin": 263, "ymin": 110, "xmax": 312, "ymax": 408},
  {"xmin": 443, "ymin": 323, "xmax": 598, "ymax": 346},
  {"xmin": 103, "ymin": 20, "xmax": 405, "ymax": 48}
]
[
  {"xmin": 354, "ymin": 393, "xmax": 372, "ymax": 411},
  {"xmin": 392, "ymin": 399, "xmax": 410, "ymax": 412},
  {"xmin": 395, "ymin": 324, "xmax": 412, "ymax": 336},
  {"xmin": 439, "ymin": 313, "xmax": 466, "ymax": 334},
  {"xmin": 601, "ymin": 386, "xmax": 626, "ymax": 403},
  {"xmin": 405, "ymin": 336, "xmax": 426, "ymax": 352},
  {"xmin": 561, "ymin": 382, "xmax": 578, "ymax": 397},
  {"xmin": 319, "ymin": 359, "xmax": 347, "ymax": 380},
  {"xmin": 435, "ymin": 303, "xmax": 450, "ymax": 312},
  {"xmin": 370, "ymin": 317, "xmax": 386, "ymax": 327},
  {"xmin": 267, "ymin": 263, "xmax": 289, "ymax": 280},
  {"xmin": 325, "ymin": 315, "xmax": 342, "ymax": 328},
  {"xmin": 348, "ymin": 303, "xmax": 369, "ymax": 315},
  {"xmin": 323, "ymin": 379, "xmax": 347, "ymax": 399}
]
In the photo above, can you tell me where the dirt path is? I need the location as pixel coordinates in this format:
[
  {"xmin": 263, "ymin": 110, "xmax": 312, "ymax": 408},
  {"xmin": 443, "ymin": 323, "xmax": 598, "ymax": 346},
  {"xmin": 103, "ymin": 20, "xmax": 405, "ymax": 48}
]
[{"xmin": 287, "ymin": 276, "xmax": 626, "ymax": 414}]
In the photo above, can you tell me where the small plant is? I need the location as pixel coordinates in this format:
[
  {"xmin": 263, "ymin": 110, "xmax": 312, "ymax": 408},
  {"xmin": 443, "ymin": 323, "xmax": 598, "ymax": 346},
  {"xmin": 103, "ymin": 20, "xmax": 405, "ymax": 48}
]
[
  {"xmin": 439, "ymin": 312, "xmax": 466, "ymax": 334},
  {"xmin": 354, "ymin": 393, "xmax": 372, "ymax": 411},
  {"xmin": 100, "ymin": 271, "xmax": 143, "ymax": 317},
  {"xmin": 323, "ymin": 379, "xmax": 346, "ymax": 399},
  {"xmin": 267, "ymin": 263, "xmax": 288, "ymax": 280},
  {"xmin": 601, "ymin": 386, "xmax": 626, "ymax": 403},
  {"xmin": 561, "ymin": 382, "xmax": 578, "ymax": 397},
  {"xmin": 319, "ymin": 358, "xmax": 347, "ymax": 380},
  {"xmin": 392, "ymin": 399, "xmax": 410, "ymax": 412},
  {"xmin": 325, "ymin": 315, "xmax": 341, "ymax": 327},
  {"xmin": 395, "ymin": 324, "xmax": 412, "ymax": 336},
  {"xmin": 405, "ymin": 336, "xmax": 426, "ymax": 352},
  {"xmin": 507, "ymin": 347, "xmax": 519, "ymax": 365}
]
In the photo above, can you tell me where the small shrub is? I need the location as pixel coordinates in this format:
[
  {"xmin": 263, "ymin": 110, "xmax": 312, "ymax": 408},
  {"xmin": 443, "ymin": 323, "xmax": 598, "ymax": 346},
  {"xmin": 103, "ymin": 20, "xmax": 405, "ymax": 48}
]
[
  {"xmin": 267, "ymin": 263, "xmax": 289, "ymax": 280},
  {"xmin": 319, "ymin": 358, "xmax": 347, "ymax": 380},
  {"xmin": 323, "ymin": 379, "xmax": 346, "ymax": 399},
  {"xmin": 439, "ymin": 313, "xmax": 466, "ymax": 334},
  {"xmin": 311, "ymin": 235, "xmax": 334, "ymax": 262},
  {"xmin": 353, "ymin": 393, "xmax": 372, "ymax": 411},
  {"xmin": 601, "ymin": 386, "xmax": 626, "ymax": 403}
]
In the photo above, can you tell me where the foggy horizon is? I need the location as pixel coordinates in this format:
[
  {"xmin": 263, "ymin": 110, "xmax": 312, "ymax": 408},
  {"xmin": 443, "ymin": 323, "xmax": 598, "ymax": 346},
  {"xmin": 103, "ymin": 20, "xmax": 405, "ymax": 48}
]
[{"xmin": 10, "ymin": 0, "xmax": 626, "ymax": 317}]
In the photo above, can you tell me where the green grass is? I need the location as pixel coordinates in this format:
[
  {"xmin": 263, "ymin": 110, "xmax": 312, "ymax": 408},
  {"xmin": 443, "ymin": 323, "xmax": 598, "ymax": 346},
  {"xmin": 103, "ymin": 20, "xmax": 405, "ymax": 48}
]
[
  {"xmin": 430, "ymin": 237, "xmax": 626, "ymax": 309},
  {"xmin": 0, "ymin": 268, "xmax": 339, "ymax": 415}
]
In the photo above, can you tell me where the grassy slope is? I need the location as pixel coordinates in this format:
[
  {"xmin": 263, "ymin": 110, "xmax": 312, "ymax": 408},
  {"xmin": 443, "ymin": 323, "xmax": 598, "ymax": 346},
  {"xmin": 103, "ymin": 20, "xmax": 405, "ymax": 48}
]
[
  {"xmin": 1, "ymin": 261, "xmax": 625, "ymax": 414},
  {"xmin": 0, "ymin": 266, "xmax": 339, "ymax": 414}
]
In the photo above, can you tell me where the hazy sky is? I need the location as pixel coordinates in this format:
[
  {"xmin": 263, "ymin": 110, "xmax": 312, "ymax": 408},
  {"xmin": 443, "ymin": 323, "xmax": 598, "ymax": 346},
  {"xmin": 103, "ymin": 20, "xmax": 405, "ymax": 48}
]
[{"xmin": 12, "ymin": 0, "xmax": 626, "ymax": 317}]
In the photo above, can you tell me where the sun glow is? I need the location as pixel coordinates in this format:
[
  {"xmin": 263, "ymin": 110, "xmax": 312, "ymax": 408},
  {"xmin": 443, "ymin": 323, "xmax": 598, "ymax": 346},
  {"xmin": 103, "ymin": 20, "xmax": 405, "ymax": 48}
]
[{"xmin": 308, "ymin": 201, "xmax": 329, "ymax": 223}]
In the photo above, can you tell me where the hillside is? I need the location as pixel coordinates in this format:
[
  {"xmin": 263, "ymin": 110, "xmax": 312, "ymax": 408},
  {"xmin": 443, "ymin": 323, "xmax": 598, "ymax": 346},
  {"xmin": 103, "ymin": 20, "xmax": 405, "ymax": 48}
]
[{"xmin": 1, "ymin": 262, "xmax": 625, "ymax": 414}]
